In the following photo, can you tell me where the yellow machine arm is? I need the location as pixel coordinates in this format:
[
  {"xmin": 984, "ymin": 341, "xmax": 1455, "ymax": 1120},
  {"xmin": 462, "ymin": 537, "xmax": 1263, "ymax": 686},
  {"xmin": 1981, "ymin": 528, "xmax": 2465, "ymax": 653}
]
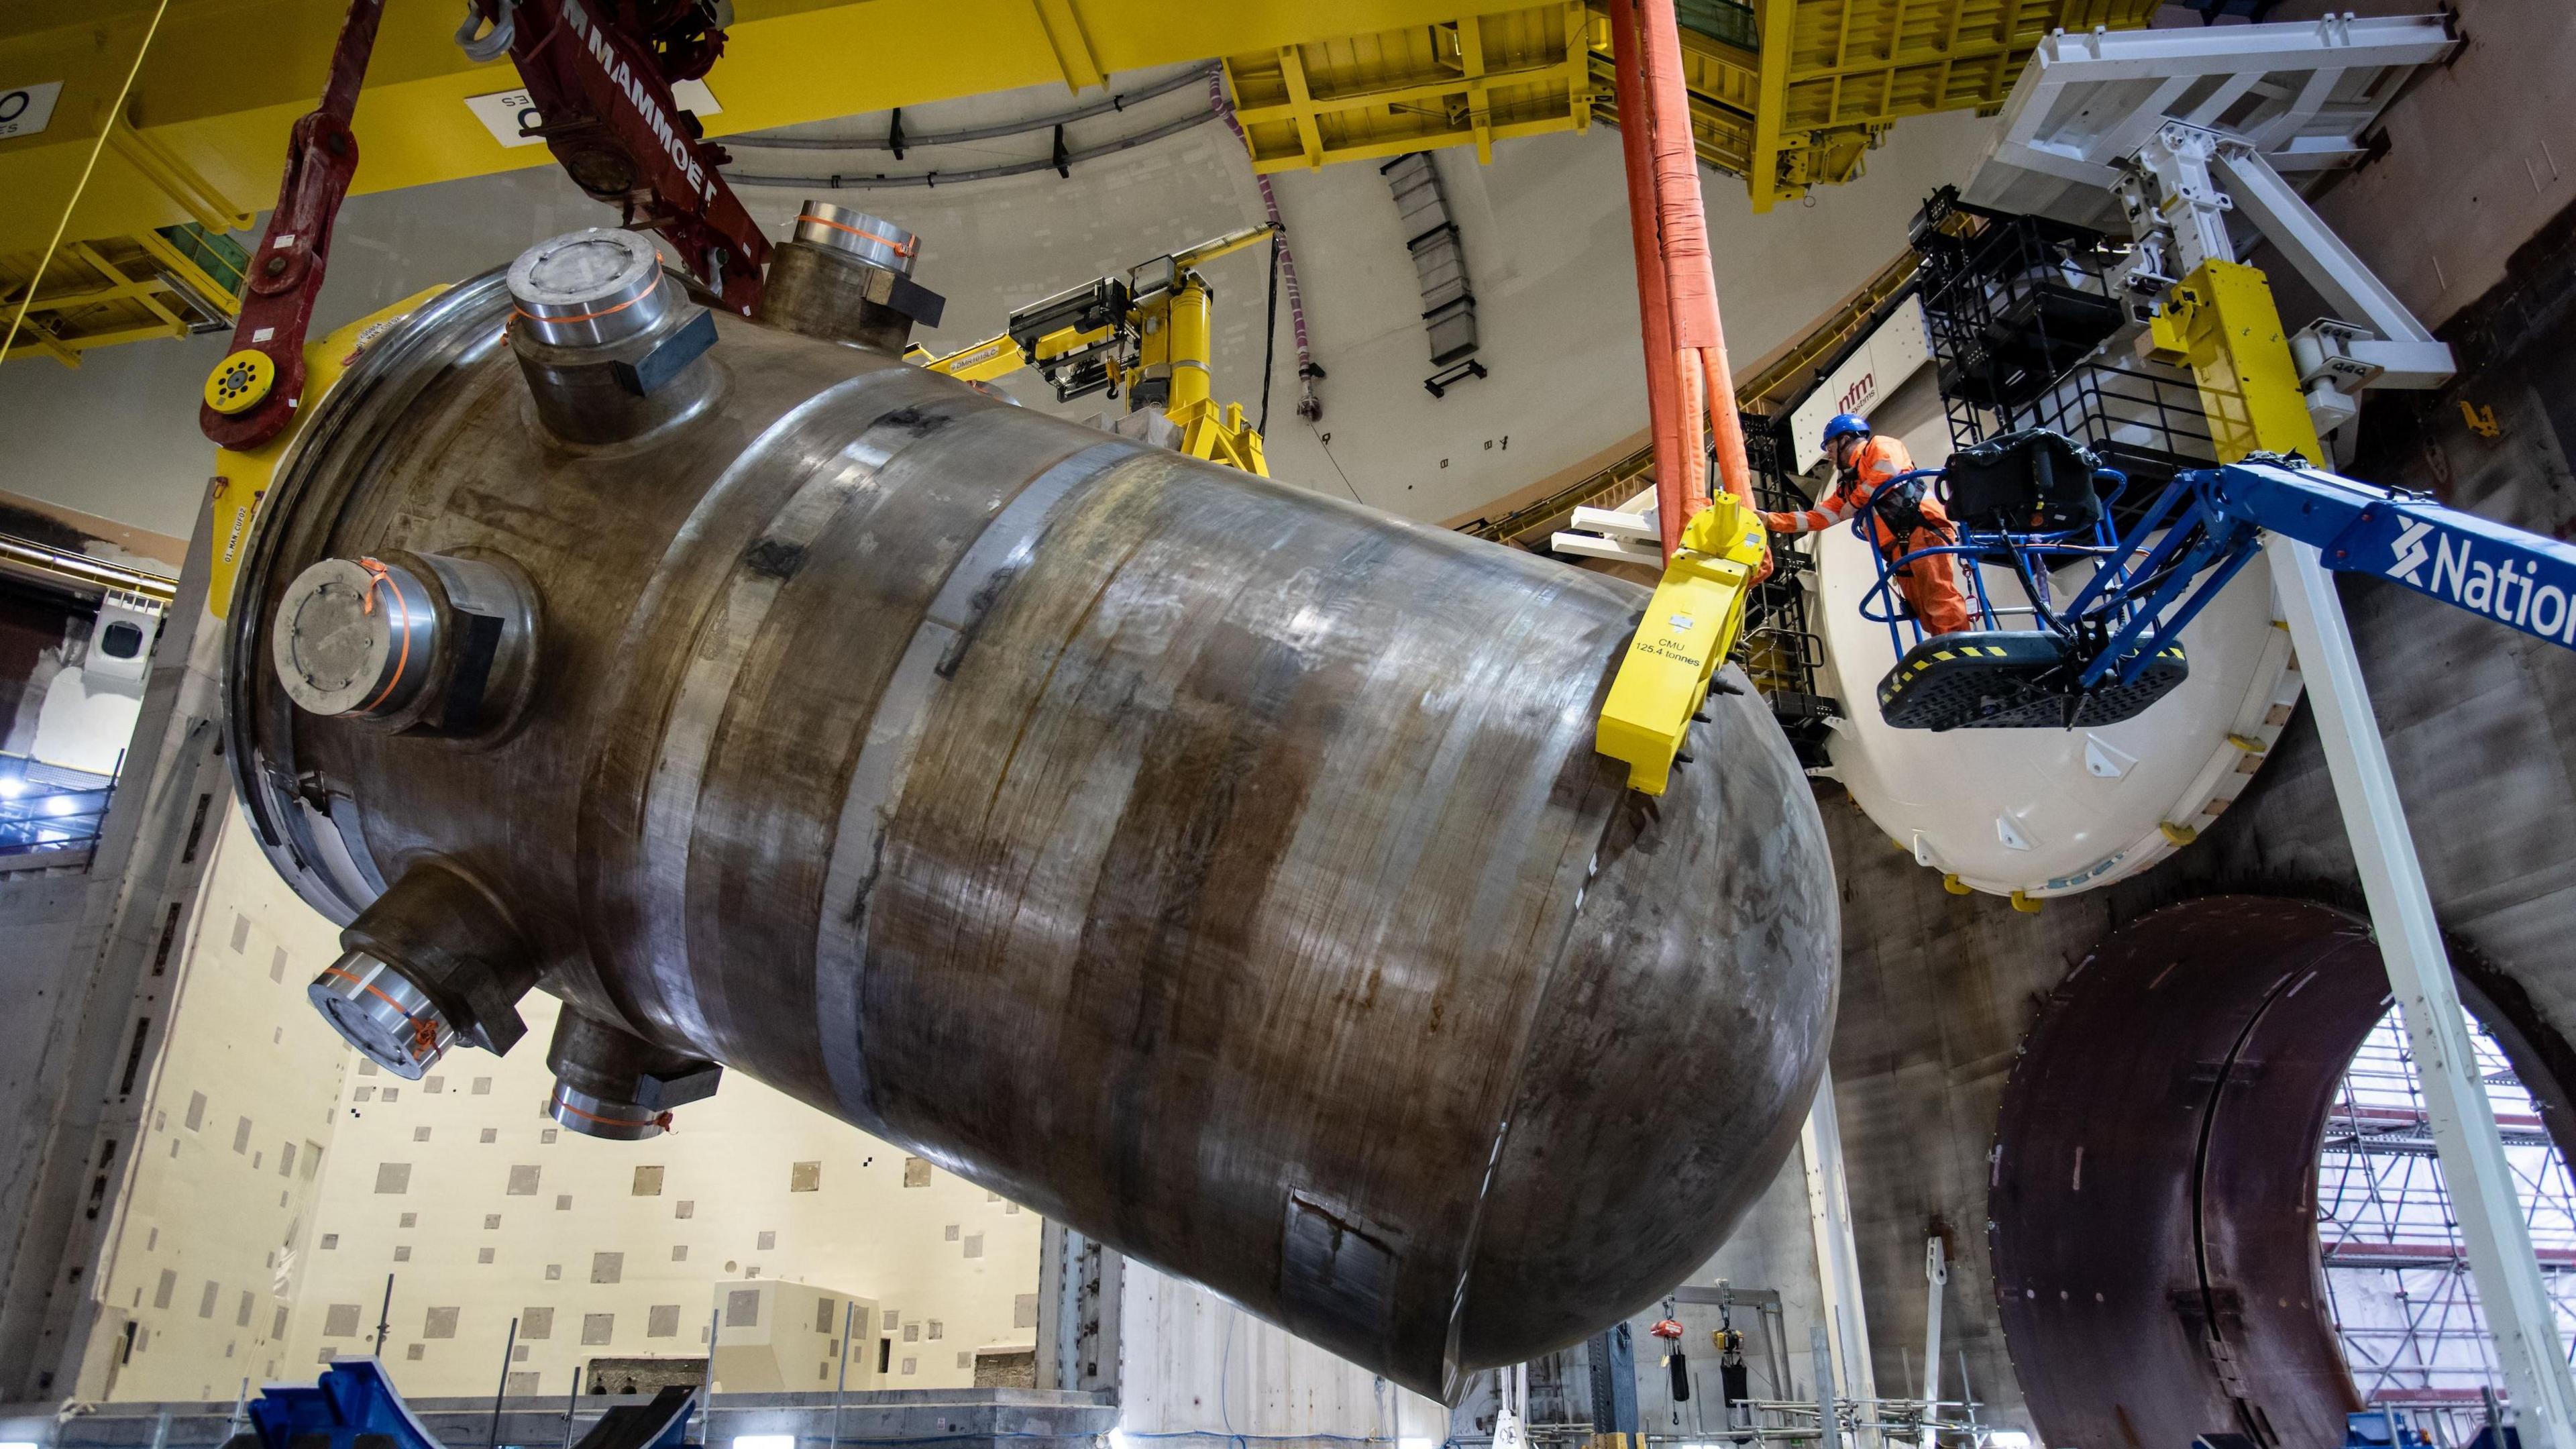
[
  {"xmin": 918, "ymin": 317, "xmax": 1116, "ymax": 384},
  {"xmin": 1165, "ymin": 224, "xmax": 1277, "ymax": 274},
  {"xmin": 910, "ymin": 223, "xmax": 1280, "ymax": 476},
  {"xmin": 1594, "ymin": 494, "xmax": 1772, "ymax": 796}
]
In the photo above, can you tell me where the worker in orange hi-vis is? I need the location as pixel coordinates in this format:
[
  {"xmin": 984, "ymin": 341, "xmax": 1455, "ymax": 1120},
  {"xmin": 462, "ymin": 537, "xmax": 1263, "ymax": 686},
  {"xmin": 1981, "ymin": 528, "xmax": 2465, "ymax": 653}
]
[{"xmin": 1760, "ymin": 413, "xmax": 1974, "ymax": 637}]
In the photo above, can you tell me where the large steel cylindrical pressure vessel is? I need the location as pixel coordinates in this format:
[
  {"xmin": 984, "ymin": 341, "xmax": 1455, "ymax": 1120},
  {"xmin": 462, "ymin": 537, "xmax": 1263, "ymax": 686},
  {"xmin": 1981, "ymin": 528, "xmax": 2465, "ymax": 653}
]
[{"xmin": 225, "ymin": 239, "xmax": 1837, "ymax": 1401}]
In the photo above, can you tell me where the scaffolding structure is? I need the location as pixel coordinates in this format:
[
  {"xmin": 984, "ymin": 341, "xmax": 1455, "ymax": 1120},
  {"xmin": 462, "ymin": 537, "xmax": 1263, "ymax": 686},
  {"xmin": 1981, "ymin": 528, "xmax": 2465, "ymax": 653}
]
[
  {"xmin": 0, "ymin": 751, "xmax": 115, "ymax": 868},
  {"xmin": 2319, "ymin": 1011, "xmax": 2576, "ymax": 1444},
  {"xmin": 1737, "ymin": 418, "xmax": 1837, "ymax": 769},
  {"xmin": 1909, "ymin": 187, "xmax": 2216, "ymax": 509}
]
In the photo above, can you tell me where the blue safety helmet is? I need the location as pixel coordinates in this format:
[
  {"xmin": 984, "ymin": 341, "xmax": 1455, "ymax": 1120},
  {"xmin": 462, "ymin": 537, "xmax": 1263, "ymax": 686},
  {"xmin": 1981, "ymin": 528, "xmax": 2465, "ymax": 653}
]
[{"xmin": 1822, "ymin": 412, "xmax": 1872, "ymax": 447}]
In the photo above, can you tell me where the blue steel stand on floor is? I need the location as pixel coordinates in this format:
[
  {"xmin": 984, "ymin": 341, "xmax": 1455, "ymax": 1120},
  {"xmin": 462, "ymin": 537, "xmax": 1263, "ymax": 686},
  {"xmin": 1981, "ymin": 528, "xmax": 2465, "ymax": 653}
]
[{"xmin": 240, "ymin": 1360, "xmax": 698, "ymax": 1449}]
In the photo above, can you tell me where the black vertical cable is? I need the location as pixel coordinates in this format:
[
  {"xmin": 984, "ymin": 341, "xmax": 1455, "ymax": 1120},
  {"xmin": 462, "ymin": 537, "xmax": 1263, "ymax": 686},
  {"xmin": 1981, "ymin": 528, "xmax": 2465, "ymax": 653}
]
[{"xmin": 1258, "ymin": 234, "xmax": 1281, "ymax": 435}]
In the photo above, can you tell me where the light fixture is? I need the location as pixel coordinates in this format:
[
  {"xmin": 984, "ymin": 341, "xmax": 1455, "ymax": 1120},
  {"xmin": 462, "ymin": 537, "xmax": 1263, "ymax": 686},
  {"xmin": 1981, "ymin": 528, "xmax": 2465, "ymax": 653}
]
[
  {"xmin": 733, "ymin": 1435, "xmax": 796, "ymax": 1449},
  {"xmin": 0, "ymin": 777, "xmax": 21, "ymax": 798},
  {"xmin": 1986, "ymin": 1433, "xmax": 2033, "ymax": 1449},
  {"xmin": 42, "ymin": 794, "xmax": 78, "ymax": 817}
]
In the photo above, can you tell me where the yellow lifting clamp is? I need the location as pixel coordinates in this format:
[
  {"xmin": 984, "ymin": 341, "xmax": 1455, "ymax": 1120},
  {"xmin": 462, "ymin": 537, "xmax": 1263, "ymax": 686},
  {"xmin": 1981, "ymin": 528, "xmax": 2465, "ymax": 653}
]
[
  {"xmin": 1595, "ymin": 492, "xmax": 1771, "ymax": 796},
  {"xmin": 207, "ymin": 286, "xmax": 447, "ymax": 619}
]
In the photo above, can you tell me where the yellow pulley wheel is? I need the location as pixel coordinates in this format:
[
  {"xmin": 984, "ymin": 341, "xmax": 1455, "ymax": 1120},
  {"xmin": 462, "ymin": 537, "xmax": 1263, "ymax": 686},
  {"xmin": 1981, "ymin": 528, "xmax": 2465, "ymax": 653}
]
[{"xmin": 205, "ymin": 349, "xmax": 276, "ymax": 415}]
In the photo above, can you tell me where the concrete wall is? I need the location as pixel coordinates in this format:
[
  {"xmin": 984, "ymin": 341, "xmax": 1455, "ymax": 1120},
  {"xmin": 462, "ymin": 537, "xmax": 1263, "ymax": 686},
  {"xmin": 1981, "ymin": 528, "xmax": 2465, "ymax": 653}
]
[
  {"xmin": 2270, "ymin": 0, "xmax": 2576, "ymax": 331},
  {"xmin": 50, "ymin": 806, "xmax": 1048, "ymax": 1403},
  {"xmin": 77, "ymin": 806, "xmax": 1051, "ymax": 1402},
  {"xmin": 93, "ymin": 809, "xmax": 351, "ymax": 1401},
  {"xmin": 0, "ymin": 869, "xmax": 101, "ymax": 1217},
  {"xmin": 1116, "ymin": 1263, "xmax": 1450, "ymax": 1446},
  {"xmin": 278, "ymin": 987, "xmax": 1044, "ymax": 1400}
]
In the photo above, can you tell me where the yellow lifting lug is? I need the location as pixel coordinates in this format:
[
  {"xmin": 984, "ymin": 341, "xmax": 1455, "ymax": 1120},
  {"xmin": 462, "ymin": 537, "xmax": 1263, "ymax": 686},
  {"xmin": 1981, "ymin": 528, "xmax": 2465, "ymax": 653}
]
[
  {"xmin": 2009, "ymin": 890, "xmax": 2044, "ymax": 914},
  {"xmin": 1167, "ymin": 222, "xmax": 1281, "ymax": 278},
  {"xmin": 1594, "ymin": 493, "xmax": 1770, "ymax": 796},
  {"xmin": 208, "ymin": 285, "xmax": 447, "ymax": 619},
  {"xmin": 204, "ymin": 349, "xmax": 277, "ymax": 415},
  {"xmin": 1942, "ymin": 873, "xmax": 1972, "ymax": 896}
]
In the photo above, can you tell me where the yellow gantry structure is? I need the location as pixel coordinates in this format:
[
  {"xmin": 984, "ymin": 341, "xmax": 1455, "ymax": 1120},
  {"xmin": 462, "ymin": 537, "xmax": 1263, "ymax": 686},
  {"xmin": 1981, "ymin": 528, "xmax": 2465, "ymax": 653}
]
[
  {"xmin": 2, "ymin": 0, "xmax": 2154, "ymax": 364},
  {"xmin": 0, "ymin": 223, "xmax": 246, "ymax": 366},
  {"xmin": 1222, "ymin": 3, "xmax": 1597, "ymax": 170},
  {"xmin": 1228, "ymin": 0, "xmax": 2157, "ymax": 205},
  {"xmin": 920, "ymin": 223, "xmax": 1275, "ymax": 474}
]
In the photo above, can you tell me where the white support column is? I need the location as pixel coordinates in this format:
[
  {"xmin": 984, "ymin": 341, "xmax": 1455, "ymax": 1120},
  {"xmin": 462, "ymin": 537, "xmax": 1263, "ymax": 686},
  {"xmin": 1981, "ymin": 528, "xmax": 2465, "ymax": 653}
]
[
  {"xmin": 1921, "ymin": 1238, "xmax": 1947, "ymax": 1445},
  {"xmin": 1800, "ymin": 1068, "xmax": 1878, "ymax": 1438},
  {"xmin": 2268, "ymin": 535, "xmax": 2576, "ymax": 1444},
  {"xmin": 2134, "ymin": 123, "xmax": 2239, "ymax": 277}
]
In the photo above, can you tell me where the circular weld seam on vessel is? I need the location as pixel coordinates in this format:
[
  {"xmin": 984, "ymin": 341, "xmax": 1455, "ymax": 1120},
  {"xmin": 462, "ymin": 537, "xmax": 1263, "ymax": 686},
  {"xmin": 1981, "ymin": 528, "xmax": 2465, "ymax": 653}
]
[
  {"xmin": 810, "ymin": 435, "xmax": 1151, "ymax": 1126},
  {"xmin": 226, "ymin": 274, "xmax": 517, "ymax": 924},
  {"xmin": 625, "ymin": 364, "xmax": 947, "ymax": 1053},
  {"xmin": 1401, "ymin": 567, "xmax": 1648, "ymax": 1374}
]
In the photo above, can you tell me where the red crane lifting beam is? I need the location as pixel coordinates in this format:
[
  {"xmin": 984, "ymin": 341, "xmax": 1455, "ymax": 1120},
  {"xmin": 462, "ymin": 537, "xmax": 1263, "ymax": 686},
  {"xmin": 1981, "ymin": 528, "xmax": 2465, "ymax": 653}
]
[{"xmin": 200, "ymin": 0, "xmax": 774, "ymax": 451}]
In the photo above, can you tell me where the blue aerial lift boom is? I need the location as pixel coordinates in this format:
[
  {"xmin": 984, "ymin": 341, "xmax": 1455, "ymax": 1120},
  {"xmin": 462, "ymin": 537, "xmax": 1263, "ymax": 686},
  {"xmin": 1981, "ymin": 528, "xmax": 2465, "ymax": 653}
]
[{"xmin": 1864, "ymin": 443, "xmax": 2576, "ymax": 733}]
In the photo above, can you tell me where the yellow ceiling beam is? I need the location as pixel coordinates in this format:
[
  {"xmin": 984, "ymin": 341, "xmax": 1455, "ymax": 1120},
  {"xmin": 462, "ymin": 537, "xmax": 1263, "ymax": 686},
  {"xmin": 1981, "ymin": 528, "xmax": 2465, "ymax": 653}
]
[
  {"xmin": 1, "ymin": 223, "xmax": 240, "ymax": 365},
  {"xmin": 1225, "ymin": 2, "xmax": 1592, "ymax": 174},
  {"xmin": 1732, "ymin": 0, "xmax": 2157, "ymax": 207},
  {"xmin": 1030, "ymin": 0, "xmax": 1109, "ymax": 91},
  {"xmin": 1230, "ymin": 56, "xmax": 1582, "ymax": 129},
  {"xmin": 1746, "ymin": 0, "xmax": 1796, "ymax": 211},
  {"xmin": 1456, "ymin": 16, "xmax": 1494, "ymax": 164},
  {"xmin": 0, "ymin": 0, "xmax": 2163, "ymax": 364}
]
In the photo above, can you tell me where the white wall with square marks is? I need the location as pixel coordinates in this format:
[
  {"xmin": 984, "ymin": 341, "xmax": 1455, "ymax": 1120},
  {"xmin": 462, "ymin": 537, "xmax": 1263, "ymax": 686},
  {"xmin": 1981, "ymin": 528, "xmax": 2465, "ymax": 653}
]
[{"xmin": 93, "ymin": 809, "xmax": 1040, "ymax": 1400}]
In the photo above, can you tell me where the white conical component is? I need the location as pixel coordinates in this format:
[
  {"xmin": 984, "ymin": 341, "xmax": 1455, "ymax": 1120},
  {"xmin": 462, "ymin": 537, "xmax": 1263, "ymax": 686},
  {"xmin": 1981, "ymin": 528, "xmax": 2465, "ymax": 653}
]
[{"xmin": 1807, "ymin": 522, "xmax": 2304, "ymax": 900}]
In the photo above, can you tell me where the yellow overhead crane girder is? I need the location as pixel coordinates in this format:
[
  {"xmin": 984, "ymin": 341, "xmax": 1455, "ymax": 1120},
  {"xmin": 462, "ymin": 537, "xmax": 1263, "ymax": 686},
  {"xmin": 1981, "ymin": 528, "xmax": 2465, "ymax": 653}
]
[
  {"xmin": 0, "ymin": 0, "xmax": 1482, "ymax": 256},
  {"xmin": 6, "ymin": 0, "xmax": 2167, "ymax": 254},
  {"xmin": 2, "ymin": 0, "xmax": 2160, "ymax": 364},
  {"xmin": 1227, "ymin": 0, "xmax": 2159, "ymax": 202}
]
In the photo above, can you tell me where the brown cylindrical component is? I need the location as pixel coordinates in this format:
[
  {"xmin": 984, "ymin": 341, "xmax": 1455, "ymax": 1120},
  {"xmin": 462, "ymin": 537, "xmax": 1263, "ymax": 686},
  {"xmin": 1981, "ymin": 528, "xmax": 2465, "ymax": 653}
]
[
  {"xmin": 225, "ymin": 266, "xmax": 1837, "ymax": 1401},
  {"xmin": 506, "ymin": 229, "xmax": 720, "ymax": 443},
  {"xmin": 318, "ymin": 858, "xmax": 540, "ymax": 1069},
  {"xmin": 752, "ymin": 202, "xmax": 945, "ymax": 352},
  {"xmin": 545, "ymin": 1008, "xmax": 721, "ymax": 1142}
]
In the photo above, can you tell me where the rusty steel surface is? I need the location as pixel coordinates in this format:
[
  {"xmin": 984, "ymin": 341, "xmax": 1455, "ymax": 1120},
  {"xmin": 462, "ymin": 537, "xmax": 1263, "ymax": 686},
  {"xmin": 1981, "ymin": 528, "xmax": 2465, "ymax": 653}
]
[
  {"xmin": 223, "ymin": 270, "xmax": 1839, "ymax": 1400},
  {"xmin": 1990, "ymin": 896, "xmax": 2382, "ymax": 1448}
]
